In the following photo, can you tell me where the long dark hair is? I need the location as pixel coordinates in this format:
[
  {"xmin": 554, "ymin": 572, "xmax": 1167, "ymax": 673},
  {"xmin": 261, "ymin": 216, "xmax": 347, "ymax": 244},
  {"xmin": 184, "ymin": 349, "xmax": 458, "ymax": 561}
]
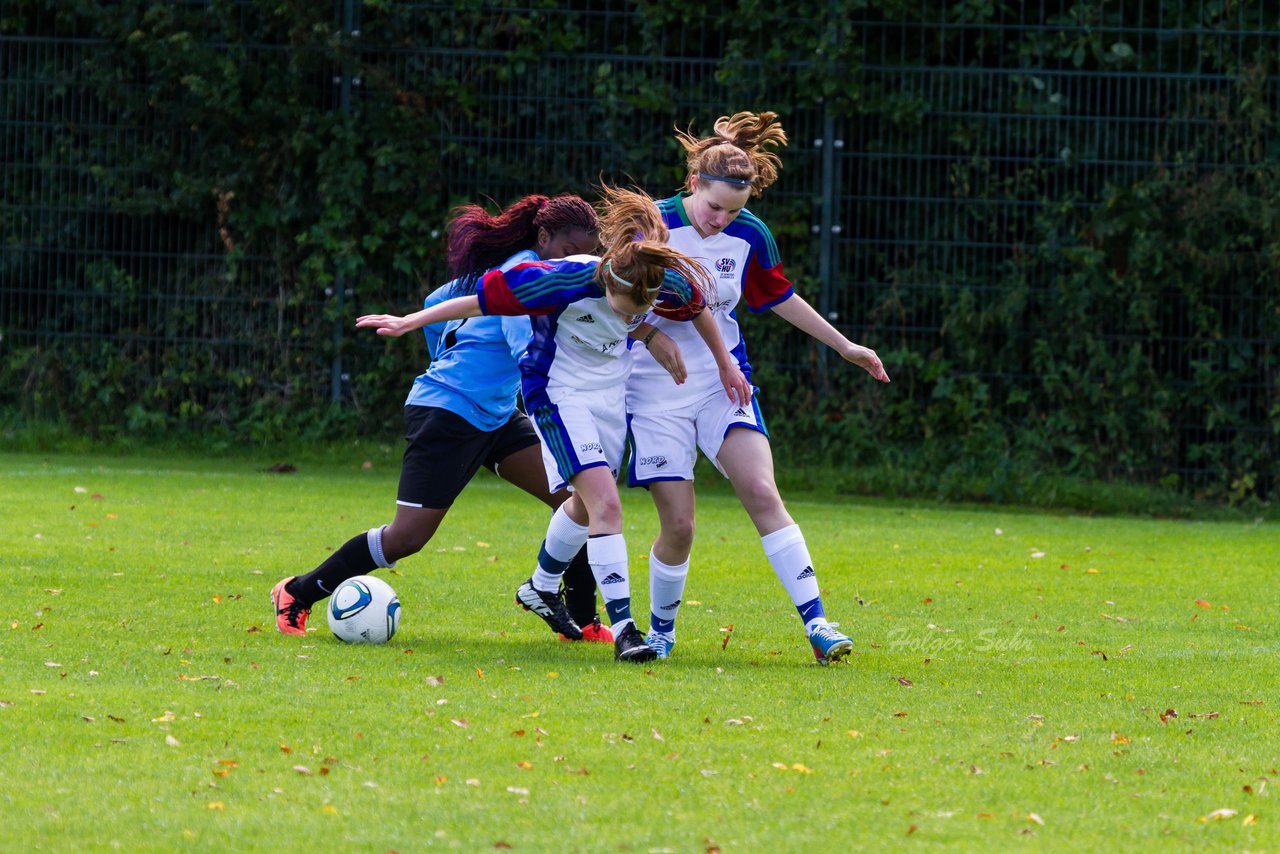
[{"xmin": 446, "ymin": 194, "xmax": 598, "ymax": 293}]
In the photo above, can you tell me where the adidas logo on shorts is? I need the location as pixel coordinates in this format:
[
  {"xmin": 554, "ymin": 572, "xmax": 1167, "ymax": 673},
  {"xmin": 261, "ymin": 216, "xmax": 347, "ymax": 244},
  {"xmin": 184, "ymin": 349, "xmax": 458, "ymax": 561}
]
[
  {"xmin": 796, "ymin": 566, "xmax": 816, "ymax": 580},
  {"xmin": 733, "ymin": 408, "xmax": 747, "ymax": 417},
  {"xmin": 600, "ymin": 572, "xmax": 625, "ymax": 584}
]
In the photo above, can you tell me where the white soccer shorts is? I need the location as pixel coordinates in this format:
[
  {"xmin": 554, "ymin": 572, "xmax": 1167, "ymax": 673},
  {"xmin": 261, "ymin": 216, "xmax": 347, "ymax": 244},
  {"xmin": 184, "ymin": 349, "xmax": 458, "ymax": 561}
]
[
  {"xmin": 528, "ymin": 383, "xmax": 627, "ymax": 493},
  {"xmin": 626, "ymin": 388, "xmax": 766, "ymax": 486}
]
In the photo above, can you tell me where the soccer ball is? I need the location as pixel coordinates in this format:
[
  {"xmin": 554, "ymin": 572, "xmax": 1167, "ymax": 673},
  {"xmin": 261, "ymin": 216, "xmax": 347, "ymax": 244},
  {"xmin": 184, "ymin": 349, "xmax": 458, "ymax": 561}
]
[{"xmin": 327, "ymin": 576, "xmax": 401, "ymax": 644}]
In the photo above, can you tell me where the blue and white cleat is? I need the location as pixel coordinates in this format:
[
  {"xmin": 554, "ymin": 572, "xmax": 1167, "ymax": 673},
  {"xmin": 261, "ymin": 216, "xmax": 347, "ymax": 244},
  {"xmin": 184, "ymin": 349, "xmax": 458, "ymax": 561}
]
[
  {"xmin": 644, "ymin": 631, "xmax": 675, "ymax": 660},
  {"xmin": 808, "ymin": 623, "xmax": 853, "ymax": 665}
]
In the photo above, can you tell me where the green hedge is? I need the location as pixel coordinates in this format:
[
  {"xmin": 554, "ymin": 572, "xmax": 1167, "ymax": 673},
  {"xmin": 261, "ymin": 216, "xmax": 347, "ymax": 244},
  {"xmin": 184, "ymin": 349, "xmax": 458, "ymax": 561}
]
[{"xmin": 2, "ymin": 1, "xmax": 1277, "ymax": 503}]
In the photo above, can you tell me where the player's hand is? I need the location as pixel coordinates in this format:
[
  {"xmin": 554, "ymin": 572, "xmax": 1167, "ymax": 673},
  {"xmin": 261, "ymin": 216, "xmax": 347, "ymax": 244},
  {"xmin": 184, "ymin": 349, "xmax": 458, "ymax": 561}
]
[
  {"xmin": 843, "ymin": 343, "xmax": 890, "ymax": 383},
  {"xmin": 720, "ymin": 363, "xmax": 752, "ymax": 405},
  {"xmin": 356, "ymin": 314, "xmax": 414, "ymax": 337},
  {"xmin": 647, "ymin": 332, "xmax": 687, "ymax": 385}
]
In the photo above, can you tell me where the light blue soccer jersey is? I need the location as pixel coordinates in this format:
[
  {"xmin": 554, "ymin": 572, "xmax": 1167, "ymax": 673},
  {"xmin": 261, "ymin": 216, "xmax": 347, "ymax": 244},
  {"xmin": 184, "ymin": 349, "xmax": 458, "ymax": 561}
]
[{"xmin": 403, "ymin": 250, "xmax": 537, "ymax": 431}]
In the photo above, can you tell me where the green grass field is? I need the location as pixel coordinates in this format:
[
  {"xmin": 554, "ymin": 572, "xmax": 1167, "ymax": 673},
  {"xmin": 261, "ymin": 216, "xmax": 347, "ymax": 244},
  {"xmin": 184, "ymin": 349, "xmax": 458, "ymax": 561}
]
[{"xmin": 2, "ymin": 450, "xmax": 1276, "ymax": 851}]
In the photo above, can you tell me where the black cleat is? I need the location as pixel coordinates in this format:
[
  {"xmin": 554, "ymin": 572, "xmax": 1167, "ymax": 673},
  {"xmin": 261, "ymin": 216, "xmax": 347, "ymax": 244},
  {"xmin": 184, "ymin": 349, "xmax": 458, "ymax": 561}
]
[
  {"xmin": 614, "ymin": 623, "xmax": 657, "ymax": 663},
  {"xmin": 515, "ymin": 579, "xmax": 583, "ymax": 640}
]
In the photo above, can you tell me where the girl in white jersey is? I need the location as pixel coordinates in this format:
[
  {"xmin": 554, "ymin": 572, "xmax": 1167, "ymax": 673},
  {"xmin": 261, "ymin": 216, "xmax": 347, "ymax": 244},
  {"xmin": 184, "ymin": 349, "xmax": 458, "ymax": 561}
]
[
  {"xmin": 626, "ymin": 111, "xmax": 891, "ymax": 665},
  {"xmin": 358, "ymin": 187, "xmax": 752, "ymax": 662}
]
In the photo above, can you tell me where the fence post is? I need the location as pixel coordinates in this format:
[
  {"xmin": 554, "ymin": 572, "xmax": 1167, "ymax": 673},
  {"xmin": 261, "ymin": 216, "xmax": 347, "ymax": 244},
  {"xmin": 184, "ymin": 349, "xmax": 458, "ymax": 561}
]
[
  {"xmin": 815, "ymin": 101, "xmax": 838, "ymax": 392},
  {"xmin": 331, "ymin": 0, "xmax": 357, "ymax": 405}
]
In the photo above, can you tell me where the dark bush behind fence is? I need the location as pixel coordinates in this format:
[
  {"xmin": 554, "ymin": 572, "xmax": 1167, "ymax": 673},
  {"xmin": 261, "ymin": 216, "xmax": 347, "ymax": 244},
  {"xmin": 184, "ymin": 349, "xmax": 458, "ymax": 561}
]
[{"xmin": 2, "ymin": 1, "xmax": 1278, "ymax": 502}]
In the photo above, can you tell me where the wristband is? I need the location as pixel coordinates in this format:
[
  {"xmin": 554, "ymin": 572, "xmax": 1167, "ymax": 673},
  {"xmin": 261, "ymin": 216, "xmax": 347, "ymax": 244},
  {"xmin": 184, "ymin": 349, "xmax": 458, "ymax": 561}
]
[{"xmin": 642, "ymin": 328, "xmax": 658, "ymax": 346}]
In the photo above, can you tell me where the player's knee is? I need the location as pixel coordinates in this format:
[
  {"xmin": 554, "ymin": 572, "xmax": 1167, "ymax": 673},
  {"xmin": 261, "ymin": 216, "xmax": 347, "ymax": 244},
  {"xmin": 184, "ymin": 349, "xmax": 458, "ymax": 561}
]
[
  {"xmin": 737, "ymin": 477, "xmax": 782, "ymax": 515},
  {"xmin": 663, "ymin": 516, "xmax": 695, "ymax": 551},
  {"xmin": 589, "ymin": 495, "xmax": 624, "ymax": 530}
]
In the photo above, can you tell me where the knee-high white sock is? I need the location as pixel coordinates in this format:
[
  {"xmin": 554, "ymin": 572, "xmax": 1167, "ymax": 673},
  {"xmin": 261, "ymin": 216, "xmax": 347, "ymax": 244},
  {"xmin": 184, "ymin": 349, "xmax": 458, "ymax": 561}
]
[
  {"xmin": 761, "ymin": 524, "xmax": 827, "ymax": 632},
  {"xmin": 587, "ymin": 533, "xmax": 633, "ymax": 632},
  {"xmin": 648, "ymin": 553, "xmax": 689, "ymax": 636},
  {"xmin": 532, "ymin": 505, "xmax": 589, "ymax": 592}
]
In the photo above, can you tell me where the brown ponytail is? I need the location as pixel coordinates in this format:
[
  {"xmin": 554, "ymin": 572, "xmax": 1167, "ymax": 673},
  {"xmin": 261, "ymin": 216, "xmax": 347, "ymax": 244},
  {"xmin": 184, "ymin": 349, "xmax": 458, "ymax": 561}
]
[
  {"xmin": 595, "ymin": 185, "xmax": 714, "ymax": 307},
  {"xmin": 675, "ymin": 110, "xmax": 788, "ymax": 197}
]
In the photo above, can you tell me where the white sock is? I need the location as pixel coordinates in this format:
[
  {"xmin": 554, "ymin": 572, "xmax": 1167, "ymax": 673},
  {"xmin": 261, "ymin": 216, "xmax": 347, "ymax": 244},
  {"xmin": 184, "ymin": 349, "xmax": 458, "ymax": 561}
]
[
  {"xmin": 648, "ymin": 553, "xmax": 689, "ymax": 636},
  {"xmin": 587, "ymin": 533, "xmax": 633, "ymax": 630},
  {"xmin": 532, "ymin": 505, "xmax": 589, "ymax": 592},
  {"xmin": 761, "ymin": 524, "xmax": 828, "ymax": 631},
  {"xmin": 366, "ymin": 526, "xmax": 396, "ymax": 568}
]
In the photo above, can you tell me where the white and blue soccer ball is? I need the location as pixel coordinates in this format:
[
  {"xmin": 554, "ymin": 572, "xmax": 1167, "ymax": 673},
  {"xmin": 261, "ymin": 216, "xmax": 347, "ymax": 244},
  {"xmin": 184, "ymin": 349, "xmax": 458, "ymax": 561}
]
[{"xmin": 327, "ymin": 575, "xmax": 401, "ymax": 644}]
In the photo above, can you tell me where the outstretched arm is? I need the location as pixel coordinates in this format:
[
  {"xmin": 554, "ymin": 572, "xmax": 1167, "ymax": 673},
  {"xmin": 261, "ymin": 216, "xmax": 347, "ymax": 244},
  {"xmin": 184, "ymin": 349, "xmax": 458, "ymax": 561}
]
[
  {"xmin": 771, "ymin": 294, "xmax": 890, "ymax": 383},
  {"xmin": 356, "ymin": 295, "xmax": 482, "ymax": 338},
  {"xmin": 692, "ymin": 311, "xmax": 752, "ymax": 404}
]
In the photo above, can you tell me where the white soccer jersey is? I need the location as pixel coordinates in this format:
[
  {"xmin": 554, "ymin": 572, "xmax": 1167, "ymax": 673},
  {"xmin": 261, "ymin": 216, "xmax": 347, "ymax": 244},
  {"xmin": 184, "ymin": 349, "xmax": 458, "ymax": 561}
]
[{"xmin": 626, "ymin": 194, "xmax": 794, "ymax": 414}]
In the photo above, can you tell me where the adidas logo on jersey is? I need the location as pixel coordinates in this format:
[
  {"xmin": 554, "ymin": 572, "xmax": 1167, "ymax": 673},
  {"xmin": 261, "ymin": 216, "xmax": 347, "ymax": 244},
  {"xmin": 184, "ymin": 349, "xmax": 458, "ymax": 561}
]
[
  {"xmin": 600, "ymin": 572, "xmax": 625, "ymax": 585},
  {"xmin": 576, "ymin": 313, "xmax": 595, "ymax": 323},
  {"xmin": 796, "ymin": 566, "xmax": 816, "ymax": 580},
  {"xmin": 660, "ymin": 599, "xmax": 681, "ymax": 611}
]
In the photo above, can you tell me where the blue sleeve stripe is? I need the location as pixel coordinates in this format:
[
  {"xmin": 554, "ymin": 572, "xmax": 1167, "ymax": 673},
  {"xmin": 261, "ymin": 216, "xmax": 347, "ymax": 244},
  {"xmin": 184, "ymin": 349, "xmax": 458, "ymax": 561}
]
[
  {"xmin": 735, "ymin": 211, "xmax": 781, "ymax": 267},
  {"xmin": 508, "ymin": 264, "xmax": 599, "ymax": 304}
]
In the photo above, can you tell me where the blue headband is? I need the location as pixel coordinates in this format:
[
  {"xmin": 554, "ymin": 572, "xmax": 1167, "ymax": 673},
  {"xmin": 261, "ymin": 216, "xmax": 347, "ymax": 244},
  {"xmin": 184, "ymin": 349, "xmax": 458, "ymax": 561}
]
[{"xmin": 697, "ymin": 171, "xmax": 752, "ymax": 188}]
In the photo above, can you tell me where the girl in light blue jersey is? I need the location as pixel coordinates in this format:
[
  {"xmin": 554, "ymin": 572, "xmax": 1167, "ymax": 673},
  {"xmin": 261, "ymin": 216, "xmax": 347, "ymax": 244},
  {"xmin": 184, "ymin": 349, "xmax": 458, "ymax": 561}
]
[
  {"xmin": 358, "ymin": 186, "xmax": 752, "ymax": 662},
  {"xmin": 272, "ymin": 194, "xmax": 605, "ymax": 642},
  {"xmin": 627, "ymin": 112, "xmax": 890, "ymax": 665}
]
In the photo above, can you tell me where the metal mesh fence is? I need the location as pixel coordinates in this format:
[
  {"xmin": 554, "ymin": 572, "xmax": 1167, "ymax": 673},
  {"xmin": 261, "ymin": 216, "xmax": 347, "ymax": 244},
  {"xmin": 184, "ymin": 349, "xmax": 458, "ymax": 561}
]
[{"xmin": 2, "ymin": 2, "xmax": 1277, "ymax": 494}]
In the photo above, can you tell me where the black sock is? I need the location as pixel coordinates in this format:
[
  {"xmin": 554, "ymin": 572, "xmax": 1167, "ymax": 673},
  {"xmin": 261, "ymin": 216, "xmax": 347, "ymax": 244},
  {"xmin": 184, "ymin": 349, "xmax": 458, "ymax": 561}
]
[
  {"xmin": 287, "ymin": 533, "xmax": 377, "ymax": 605},
  {"xmin": 562, "ymin": 547, "xmax": 598, "ymax": 625}
]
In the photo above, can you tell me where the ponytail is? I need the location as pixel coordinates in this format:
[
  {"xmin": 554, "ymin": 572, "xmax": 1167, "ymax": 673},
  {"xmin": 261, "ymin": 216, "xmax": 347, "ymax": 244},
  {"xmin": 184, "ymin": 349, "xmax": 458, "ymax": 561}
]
[
  {"xmin": 447, "ymin": 193, "xmax": 597, "ymax": 293},
  {"xmin": 595, "ymin": 185, "xmax": 713, "ymax": 307},
  {"xmin": 675, "ymin": 110, "xmax": 788, "ymax": 196}
]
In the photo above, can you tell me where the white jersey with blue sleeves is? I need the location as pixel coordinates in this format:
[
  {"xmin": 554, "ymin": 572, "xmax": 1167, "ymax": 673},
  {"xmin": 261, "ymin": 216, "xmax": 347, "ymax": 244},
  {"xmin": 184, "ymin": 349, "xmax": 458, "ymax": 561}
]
[
  {"xmin": 403, "ymin": 250, "xmax": 536, "ymax": 431},
  {"xmin": 627, "ymin": 193, "xmax": 795, "ymax": 414}
]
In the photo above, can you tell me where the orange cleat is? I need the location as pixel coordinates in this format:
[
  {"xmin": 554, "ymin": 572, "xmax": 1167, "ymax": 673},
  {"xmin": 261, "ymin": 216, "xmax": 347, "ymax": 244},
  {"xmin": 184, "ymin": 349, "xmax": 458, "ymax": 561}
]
[
  {"xmin": 561, "ymin": 615, "xmax": 613, "ymax": 643},
  {"xmin": 271, "ymin": 577, "xmax": 310, "ymax": 636}
]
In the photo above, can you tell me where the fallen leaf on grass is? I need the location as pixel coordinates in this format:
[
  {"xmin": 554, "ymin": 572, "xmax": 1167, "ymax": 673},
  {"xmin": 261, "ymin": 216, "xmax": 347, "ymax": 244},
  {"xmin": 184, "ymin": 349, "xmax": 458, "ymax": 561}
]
[
  {"xmin": 425, "ymin": 676, "xmax": 444, "ymax": 686},
  {"xmin": 1194, "ymin": 599, "xmax": 1212, "ymax": 609},
  {"xmin": 1198, "ymin": 808, "xmax": 1237, "ymax": 822},
  {"xmin": 1159, "ymin": 708, "xmax": 1178, "ymax": 724},
  {"xmin": 897, "ymin": 677, "xmax": 913, "ymax": 687},
  {"xmin": 1027, "ymin": 813, "xmax": 1045, "ymax": 826}
]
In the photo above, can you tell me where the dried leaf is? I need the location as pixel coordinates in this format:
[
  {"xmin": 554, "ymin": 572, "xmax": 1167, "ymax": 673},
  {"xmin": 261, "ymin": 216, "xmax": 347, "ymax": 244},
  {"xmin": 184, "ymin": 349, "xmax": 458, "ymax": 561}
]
[
  {"xmin": 1198, "ymin": 808, "xmax": 1237, "ymax": 823},
  {"xmin": 425, "ymin": 676, "xmax": 444, "ymax": 686},
  {"xmin": 1027, "ymin": 812, "xmax": 1045, "ymax": 826},
  {"xmin": 516, "ymin": 761, "xmax": 533, "ymax": 769},
  {"xmin": 450, "ymin": 719, "xmax": 469, "ymax": 728}
]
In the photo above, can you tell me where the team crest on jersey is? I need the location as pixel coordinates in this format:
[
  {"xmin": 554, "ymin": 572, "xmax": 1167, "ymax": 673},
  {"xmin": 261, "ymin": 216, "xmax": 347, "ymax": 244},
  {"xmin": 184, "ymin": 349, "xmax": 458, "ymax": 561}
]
[{"xmin": 715, "ymin": 257, "xmax": 736, "ymax": 274}]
